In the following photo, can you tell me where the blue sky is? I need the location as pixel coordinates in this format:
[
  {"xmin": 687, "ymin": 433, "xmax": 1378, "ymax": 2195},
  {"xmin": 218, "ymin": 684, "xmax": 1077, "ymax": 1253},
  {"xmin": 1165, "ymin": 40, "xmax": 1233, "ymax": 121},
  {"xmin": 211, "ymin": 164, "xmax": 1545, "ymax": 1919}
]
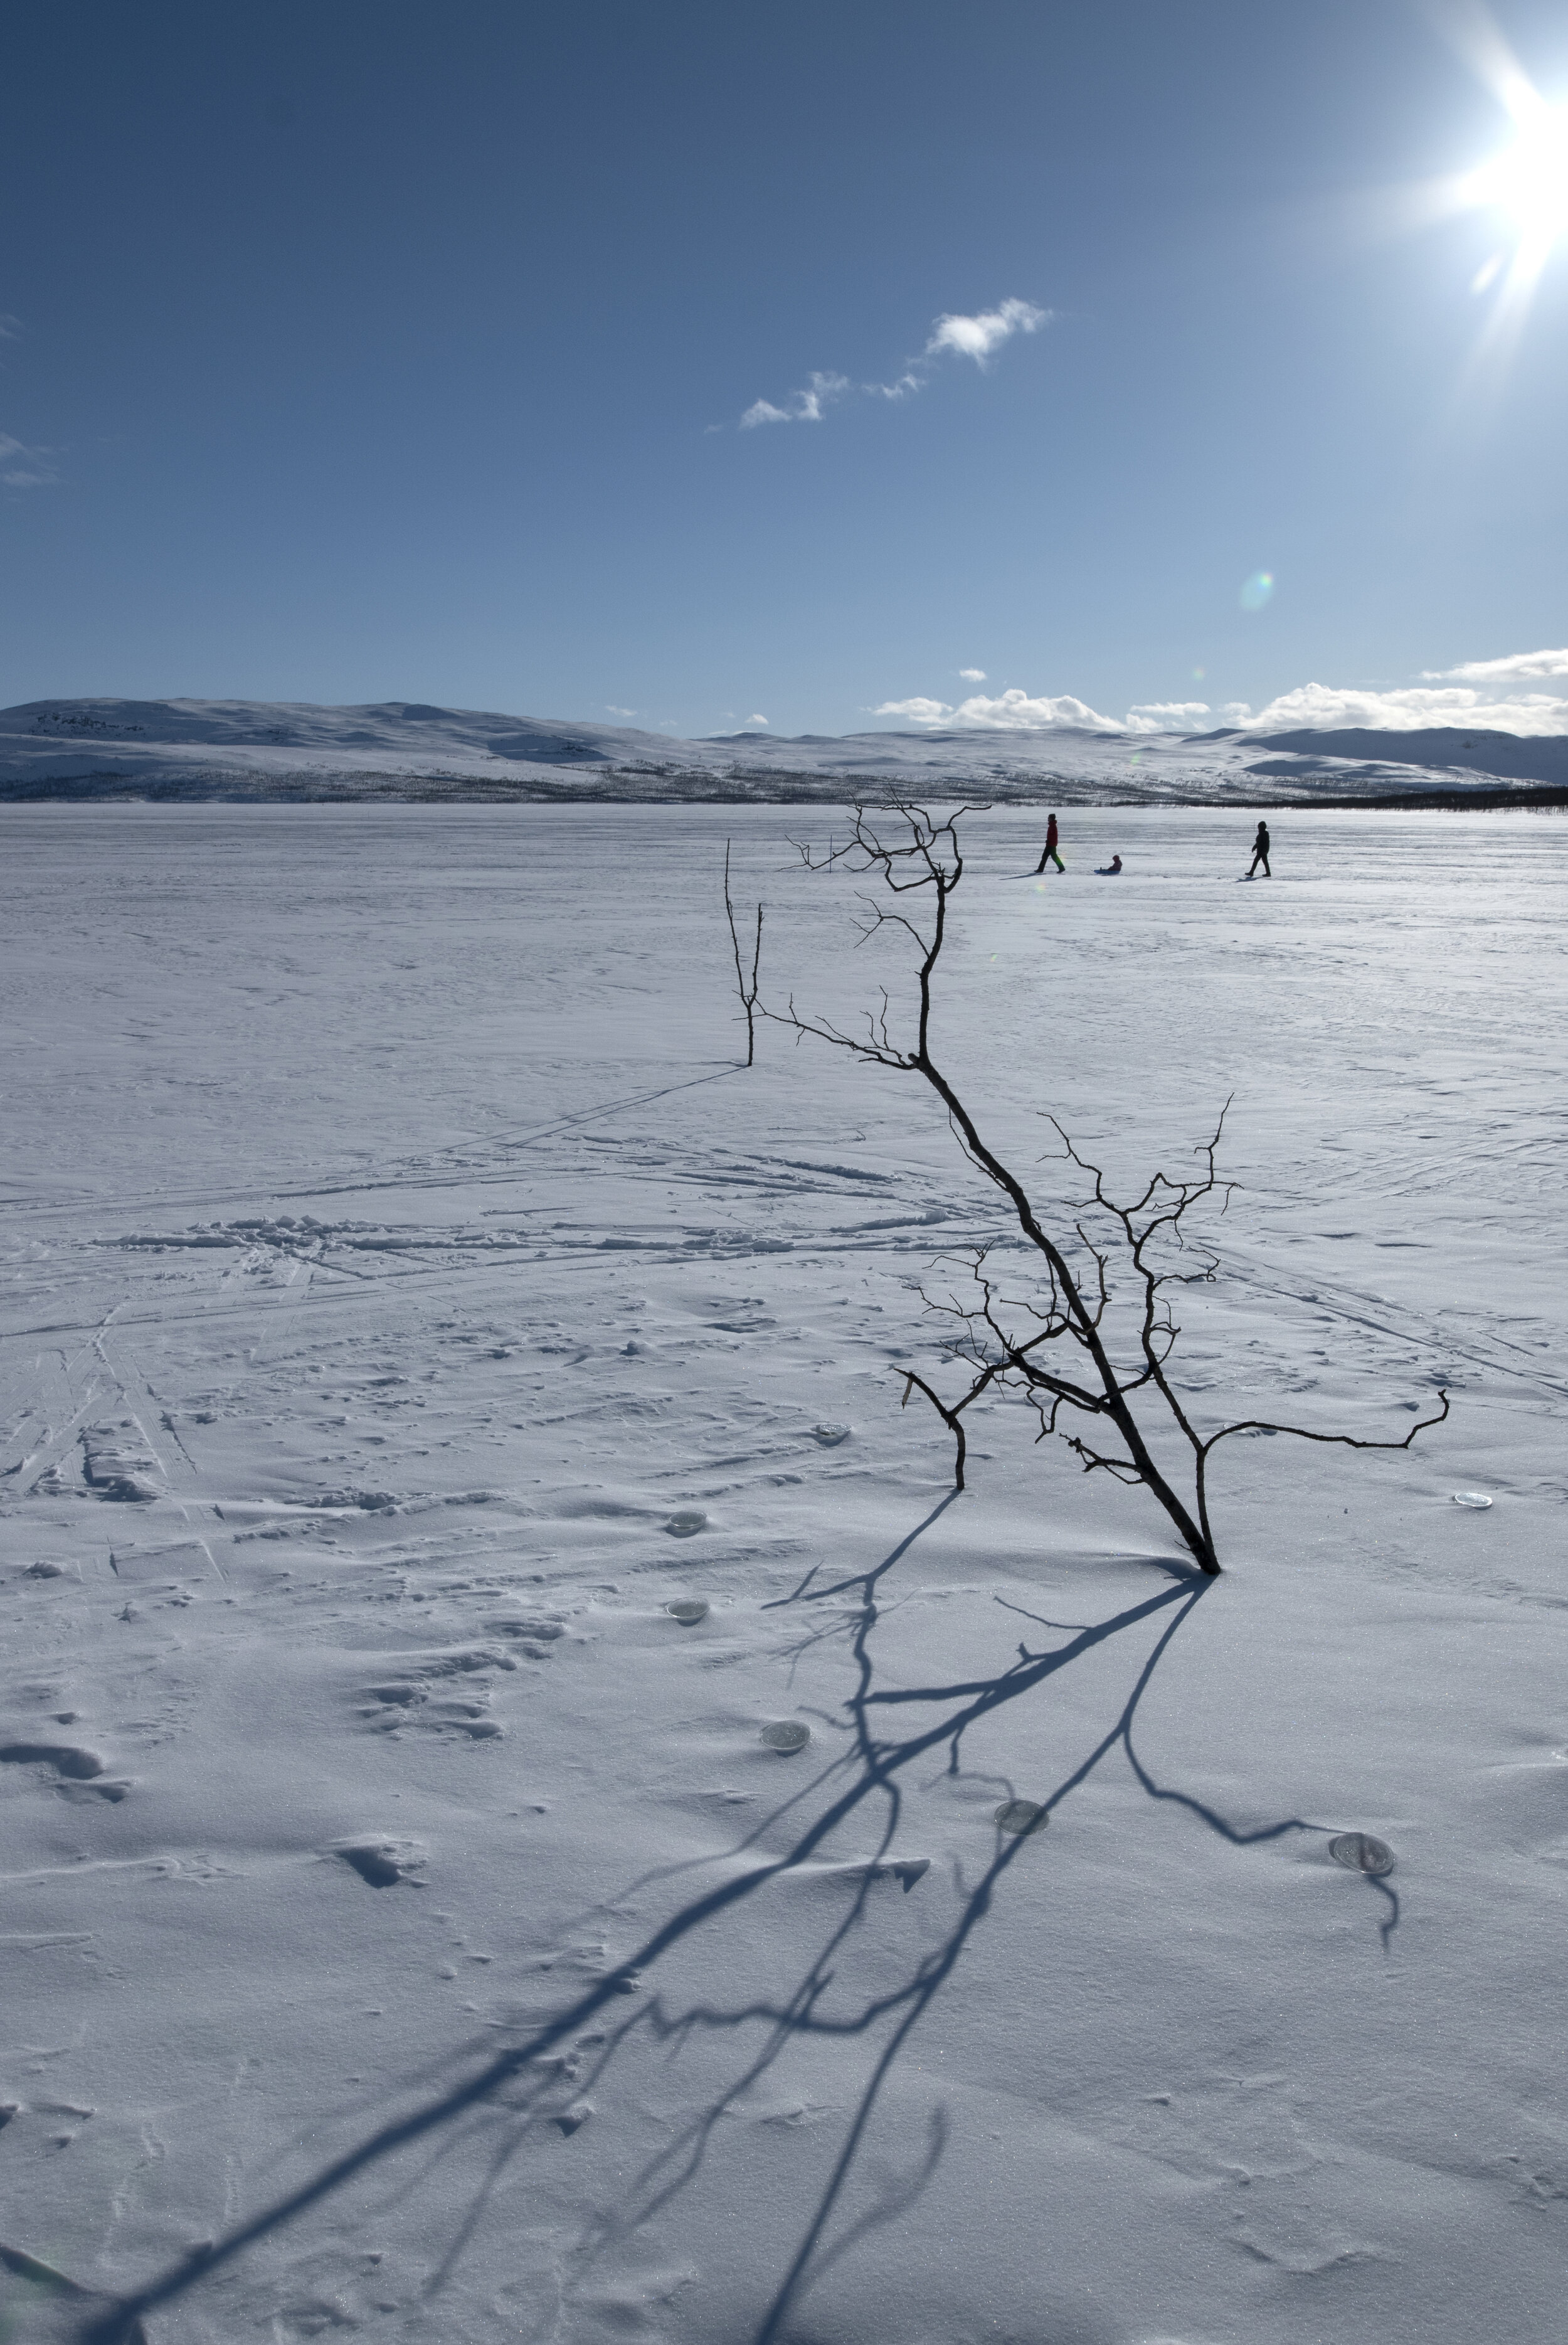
[{"xmin": 2, "ymin": 0, "xmax": 1565, "ymax": 735}]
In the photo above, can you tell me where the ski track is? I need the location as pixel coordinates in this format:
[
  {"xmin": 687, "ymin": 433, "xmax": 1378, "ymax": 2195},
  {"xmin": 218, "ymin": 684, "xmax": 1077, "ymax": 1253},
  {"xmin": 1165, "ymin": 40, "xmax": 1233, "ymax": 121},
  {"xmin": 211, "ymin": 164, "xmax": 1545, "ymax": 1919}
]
[{"xmin": 1, "ymin": 803, "xmax": 1565, "ymax": 2345}]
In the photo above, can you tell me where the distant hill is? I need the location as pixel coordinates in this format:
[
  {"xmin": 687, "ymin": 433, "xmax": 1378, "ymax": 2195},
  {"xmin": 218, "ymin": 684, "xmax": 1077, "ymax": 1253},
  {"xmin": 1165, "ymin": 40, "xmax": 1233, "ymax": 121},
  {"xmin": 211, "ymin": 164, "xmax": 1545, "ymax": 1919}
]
[
  {"xmin": 8, "ymin": 696, "xmax": 662, "ymax": 763},
  {"xmin": 1, "ymin": 698, "xmax": 1564, "ymax": 806},
  {"xmin": 1255, "ymin": 728, "xmax": 1568, "ymax": 786}
]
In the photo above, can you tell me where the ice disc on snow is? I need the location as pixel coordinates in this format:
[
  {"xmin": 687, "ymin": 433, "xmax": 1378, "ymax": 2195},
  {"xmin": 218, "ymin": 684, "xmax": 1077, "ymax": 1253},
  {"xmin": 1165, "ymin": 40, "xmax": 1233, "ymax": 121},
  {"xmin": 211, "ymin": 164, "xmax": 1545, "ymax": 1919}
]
[
  {"xmin": 994, "ymin": 1800, "xmax": 1048, "ymax": 1836},
  {"xmin": 810, "ymin": 1423, "xmax": 851, "ymax": 1446},
  {"xmin": 665, "ymin": 1509, "xmax": 707, "ymax": 1537},
  {"xmin": 760, "ymin": 1720, "xmax": 810, "ymax": 1753},
  {"xmin": 1452, "ymin": 1491, "xmax": 1493, "ymax": 1509},
  {"xmin": 1328, "ymin": 1831, "xmax": 1396, "ymax": 1876},
  {"xmin": 665, "ymin": 1598, "xmax": 709, "ymax": 1624}
]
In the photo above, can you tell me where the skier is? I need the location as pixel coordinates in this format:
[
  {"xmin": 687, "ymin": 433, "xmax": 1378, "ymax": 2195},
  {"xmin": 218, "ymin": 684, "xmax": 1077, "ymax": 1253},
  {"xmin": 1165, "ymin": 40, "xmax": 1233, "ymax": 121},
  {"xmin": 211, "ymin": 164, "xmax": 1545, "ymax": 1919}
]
[
  {"xmin": 1035, "ymin": 812, "xmax": 1064, "ymax": 874},
  {"xmin": 1248, "ymin": 820, "xmax": 1271, "ymax": 878},
  {"xmin": 1095, "ymin": 854, "xmax": 1123, "ymax": 876}
]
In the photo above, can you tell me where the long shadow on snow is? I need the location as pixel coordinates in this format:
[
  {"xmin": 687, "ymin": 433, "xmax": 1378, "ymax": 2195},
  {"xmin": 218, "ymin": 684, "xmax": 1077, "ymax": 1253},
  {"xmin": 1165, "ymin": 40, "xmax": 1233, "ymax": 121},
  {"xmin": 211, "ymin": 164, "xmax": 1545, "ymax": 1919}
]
[{"xmin": 61, "ymin": 1496, "xmax": 1359, "ymax": 2345}]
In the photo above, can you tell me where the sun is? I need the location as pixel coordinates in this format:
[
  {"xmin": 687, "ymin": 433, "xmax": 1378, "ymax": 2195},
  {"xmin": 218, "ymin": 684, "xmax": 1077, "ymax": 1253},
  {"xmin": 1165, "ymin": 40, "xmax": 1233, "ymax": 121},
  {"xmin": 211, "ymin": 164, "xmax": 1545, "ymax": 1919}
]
[
  {"xmin": 1427, "ymin": 18, "xmax": 1568, "ymax": 391},
  {"xmin": 1464, "ymin": 100, "xmax": 1568, "ymax": 249}
]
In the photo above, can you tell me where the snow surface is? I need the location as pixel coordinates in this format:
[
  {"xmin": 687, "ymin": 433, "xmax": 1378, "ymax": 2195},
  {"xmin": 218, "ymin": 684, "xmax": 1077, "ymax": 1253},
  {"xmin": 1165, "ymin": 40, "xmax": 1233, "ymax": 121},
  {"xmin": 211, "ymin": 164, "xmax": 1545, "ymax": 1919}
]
[
  {"xmin": 1, "ymin": 801, "xmax": 1565, "ymax": 2344},
  {"xmin": 4, "ymin": 698, "xmax": 1566, "ymax": 806}
]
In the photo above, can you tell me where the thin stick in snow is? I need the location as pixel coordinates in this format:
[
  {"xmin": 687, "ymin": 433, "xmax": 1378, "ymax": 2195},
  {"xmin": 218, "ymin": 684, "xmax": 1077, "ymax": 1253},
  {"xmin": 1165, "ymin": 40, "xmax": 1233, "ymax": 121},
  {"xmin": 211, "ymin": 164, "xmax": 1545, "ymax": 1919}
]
[{"xmin": 723, "ymin": 839, "xmax": 763, "ymax": 1068}]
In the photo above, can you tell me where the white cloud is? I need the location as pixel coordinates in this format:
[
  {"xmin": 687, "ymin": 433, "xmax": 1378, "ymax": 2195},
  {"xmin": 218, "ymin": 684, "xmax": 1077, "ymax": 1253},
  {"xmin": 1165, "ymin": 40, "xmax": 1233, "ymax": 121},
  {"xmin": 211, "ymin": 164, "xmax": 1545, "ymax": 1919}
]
[
  {"xmin": 746, "ymin": 713, "xmax": 769, "ymax": 726},
  {"xmin": 1241, "ymin": 679, "xmax": 1568, "ymax": 735},
  {"xmin": 605, "ymin": 705, "xmax": 637, "ymax": 718},
  {"xmin": 867, "ymin": 644, "xmax": 1568, "ymax": 744},
  {"xmin": 0, "ymin": 428, "xmax": 58, "ymax": 487},
  {"xmin": 1125, "ymin": 701, "xmax": 1212, "ymax": 733},
  {"xmin": 737, "ymin": 295, "xmax": 1049, "ymax": 428},
  {"xmin": 925, "ymin": 297, "xmax": 1050, "ymax": 366},
  {"xmin": 739, "ymin": 371, "xmax": 849, "ymax": 428},
  {"xmin": 953, "ymin": 688, "xmax": 1121, "ymax": 731},
  {"xmin": 872, "ymin": 688, "xmax": 1122, "ymax": 733},
  {"xmin": 871, "ymin": 698, "xmax": 953, "ymax": 725},
  {"xmin": 0, "ymin": 314, "xmax": 22, "ymax": 341},
  {"xmin": 959, "ymin": 667, "xmax": 987, "ymax": 681},
  {"xmin": 797, "ymin": 373, "xmax": 849, "ymax": 420},
  {"xmin": 1423, "ymin": 646, "xmax": 1568, "ymax": 683}
]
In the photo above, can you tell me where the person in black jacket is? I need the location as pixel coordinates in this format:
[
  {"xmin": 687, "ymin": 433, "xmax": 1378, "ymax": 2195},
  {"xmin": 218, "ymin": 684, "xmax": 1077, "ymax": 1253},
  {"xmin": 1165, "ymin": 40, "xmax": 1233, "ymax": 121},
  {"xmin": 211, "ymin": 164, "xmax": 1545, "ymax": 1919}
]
[{"xmin": 1248, "ymin": 820, "xmax": 1271, "ymax": 878}]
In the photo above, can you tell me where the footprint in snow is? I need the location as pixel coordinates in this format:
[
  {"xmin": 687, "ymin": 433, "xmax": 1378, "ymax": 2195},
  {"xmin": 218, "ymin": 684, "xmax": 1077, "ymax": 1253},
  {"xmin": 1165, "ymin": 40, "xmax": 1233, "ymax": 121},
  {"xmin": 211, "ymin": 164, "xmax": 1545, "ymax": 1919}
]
[
  {"xmin": 334, "ymin": 1839, "xmax": 425, "ymax": 1888},
  {"xmin": 359, "ymin": 1685, "xmax": 503, "ymax": 1740},
  {"xmin": 356, "ymin": 1646, "xmax": 529, "ymax": 1739},
  {"xmin": 0, "ymin": 2243, "xmax": 151, "ymax": 2345},
  {"xmin": 0, "ymin": 1741, "xmax": 130, "ymax": 1800},
  {"xmin": 485, "ymin": 1614, "xmax": 566, "ymax": 1657},
  {"xmin": 780, "ymin": 1857, "xmax": 930, "ymax": 1892},
  {"xmin": 363, "ymin": 1681, "xmax": 422, "ymax": 1708}
]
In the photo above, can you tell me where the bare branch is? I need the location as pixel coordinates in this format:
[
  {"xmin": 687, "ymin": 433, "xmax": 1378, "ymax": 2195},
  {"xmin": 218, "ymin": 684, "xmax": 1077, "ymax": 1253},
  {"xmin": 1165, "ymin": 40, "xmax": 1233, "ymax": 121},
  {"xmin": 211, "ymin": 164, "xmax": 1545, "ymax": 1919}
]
[
  {"xmin": 782, "ymin": 804, "xmax": 1451, "ymax": 1573},
  {"xmin": 723, "ymin": 839, "xmax": 763, "ymax": 1068}
]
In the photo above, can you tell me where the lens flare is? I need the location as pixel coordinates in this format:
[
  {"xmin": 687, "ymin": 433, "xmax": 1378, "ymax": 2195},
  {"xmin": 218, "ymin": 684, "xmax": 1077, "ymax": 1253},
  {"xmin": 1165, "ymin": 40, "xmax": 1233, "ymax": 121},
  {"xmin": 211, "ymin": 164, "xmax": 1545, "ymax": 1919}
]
[{"xmin": 1239, "ymin": 572, "xmax": 1274, "ymax": 612}]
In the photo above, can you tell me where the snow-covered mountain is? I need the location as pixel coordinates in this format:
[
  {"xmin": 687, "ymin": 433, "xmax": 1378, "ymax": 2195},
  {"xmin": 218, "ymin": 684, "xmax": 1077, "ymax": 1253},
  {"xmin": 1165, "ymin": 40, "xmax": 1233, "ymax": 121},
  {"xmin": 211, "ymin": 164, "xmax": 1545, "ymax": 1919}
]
[{"xmin": 3, "ymin": 696, "xmax": 1565, "ymax": 804}]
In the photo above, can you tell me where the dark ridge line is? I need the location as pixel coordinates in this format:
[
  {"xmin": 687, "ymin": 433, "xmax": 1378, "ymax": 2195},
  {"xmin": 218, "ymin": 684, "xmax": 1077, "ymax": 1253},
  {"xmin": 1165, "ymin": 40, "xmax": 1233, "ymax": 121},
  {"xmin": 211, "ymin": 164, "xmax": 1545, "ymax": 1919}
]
[{"xmin": 4, "ymin": 761, "xmax": 1567, "ymax": 813}]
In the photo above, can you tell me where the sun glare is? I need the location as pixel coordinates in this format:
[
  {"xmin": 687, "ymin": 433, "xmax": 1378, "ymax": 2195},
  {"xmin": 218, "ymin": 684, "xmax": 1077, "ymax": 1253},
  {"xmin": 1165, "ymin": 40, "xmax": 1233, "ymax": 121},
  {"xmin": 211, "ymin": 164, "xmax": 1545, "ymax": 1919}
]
[
  {"xmin": 1465, "ymin": 102, "xmax": 1568, "ymax": 245},
  {"xmin": 1430, "ymin": 12, "xmax": 1568, "ymax": 399}
]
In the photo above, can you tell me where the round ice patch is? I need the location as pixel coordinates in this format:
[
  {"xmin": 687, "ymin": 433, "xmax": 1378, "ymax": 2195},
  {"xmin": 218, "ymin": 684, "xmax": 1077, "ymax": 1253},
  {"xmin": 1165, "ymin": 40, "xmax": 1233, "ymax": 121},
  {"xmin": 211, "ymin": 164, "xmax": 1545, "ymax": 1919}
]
[
  {"xmin": 811, "ymin": 1423, "xmax": 850, "ymax": 1446},
  {"xmin": 1452, "ymin": 1491, "xmax": 1492, "ymax": 1509},
  {"xmin": 760, "ymin": 1720, "xmax": 811, "ymax": 1753},
  {"xmin": 665, "ymin": 1598, "xmax": 709, "ymax": 1624},
  {"xmin": 1328, "ymin": 1832, "xmax": 1395, "ymax": 1876},
  {"xmin": 665, "ymin": 1509, "xmax": 707, "ymax": 1538},
  {"xmin": 994, "ymin": 1800, "xmax": 1047, "ymax": 1836}
]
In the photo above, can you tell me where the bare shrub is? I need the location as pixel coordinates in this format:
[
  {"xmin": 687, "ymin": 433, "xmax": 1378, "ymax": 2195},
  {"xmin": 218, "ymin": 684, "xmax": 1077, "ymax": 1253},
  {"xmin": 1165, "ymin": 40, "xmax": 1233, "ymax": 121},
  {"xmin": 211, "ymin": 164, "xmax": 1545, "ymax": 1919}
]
[{"xmin": 774, "ymin": 800, "xmax": 1448, "ymax": 1573}]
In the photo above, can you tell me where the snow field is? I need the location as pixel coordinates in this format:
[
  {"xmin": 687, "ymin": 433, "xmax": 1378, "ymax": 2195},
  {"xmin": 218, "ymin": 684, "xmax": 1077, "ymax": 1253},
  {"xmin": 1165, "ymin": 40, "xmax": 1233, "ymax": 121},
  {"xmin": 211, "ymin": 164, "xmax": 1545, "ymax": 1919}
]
[{"xmin": 1, "ymin": 802, "xmax": 1565, "ymax": 2344}]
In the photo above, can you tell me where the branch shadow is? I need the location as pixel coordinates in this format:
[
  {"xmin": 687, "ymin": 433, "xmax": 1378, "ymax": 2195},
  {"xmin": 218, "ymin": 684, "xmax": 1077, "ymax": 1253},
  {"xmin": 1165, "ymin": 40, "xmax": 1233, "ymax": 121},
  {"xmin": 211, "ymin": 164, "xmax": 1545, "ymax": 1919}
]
[{"xmin": 63, "ymin": 1498, "xmax": 1370, "ymax": 2344}]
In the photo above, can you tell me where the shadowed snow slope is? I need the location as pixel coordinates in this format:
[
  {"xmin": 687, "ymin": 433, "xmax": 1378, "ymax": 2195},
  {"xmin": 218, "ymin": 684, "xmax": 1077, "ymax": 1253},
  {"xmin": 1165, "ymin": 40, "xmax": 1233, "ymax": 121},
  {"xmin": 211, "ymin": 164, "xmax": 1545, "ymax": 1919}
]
[{"xmin": 4, "ymin": 697, "xmax": 1567, "ymax": 804}]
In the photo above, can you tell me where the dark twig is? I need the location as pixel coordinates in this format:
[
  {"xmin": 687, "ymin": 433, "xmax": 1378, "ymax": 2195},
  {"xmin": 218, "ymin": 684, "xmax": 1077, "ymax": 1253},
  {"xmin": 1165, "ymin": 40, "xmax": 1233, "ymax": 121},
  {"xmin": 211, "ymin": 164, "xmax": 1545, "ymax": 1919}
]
[{"xmin": 724, "ymin": 838, "xmax": 763, "ymax": 1067}]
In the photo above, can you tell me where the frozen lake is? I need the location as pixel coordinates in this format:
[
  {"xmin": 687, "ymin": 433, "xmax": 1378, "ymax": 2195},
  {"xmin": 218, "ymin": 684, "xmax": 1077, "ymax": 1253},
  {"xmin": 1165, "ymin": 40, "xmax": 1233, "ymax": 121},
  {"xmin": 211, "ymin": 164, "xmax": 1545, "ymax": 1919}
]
[{"xmin": 2, "ymin": 802, "xmax": 1565, "ymax": 2344}]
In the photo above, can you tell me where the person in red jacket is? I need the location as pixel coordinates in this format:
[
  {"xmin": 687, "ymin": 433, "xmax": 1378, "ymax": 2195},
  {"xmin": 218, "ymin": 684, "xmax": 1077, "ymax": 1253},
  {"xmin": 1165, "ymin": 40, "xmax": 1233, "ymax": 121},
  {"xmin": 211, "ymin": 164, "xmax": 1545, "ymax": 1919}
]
[{"xmin": 1035, "ymin": 812, "xmax": 1064, "ymax": 873}]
